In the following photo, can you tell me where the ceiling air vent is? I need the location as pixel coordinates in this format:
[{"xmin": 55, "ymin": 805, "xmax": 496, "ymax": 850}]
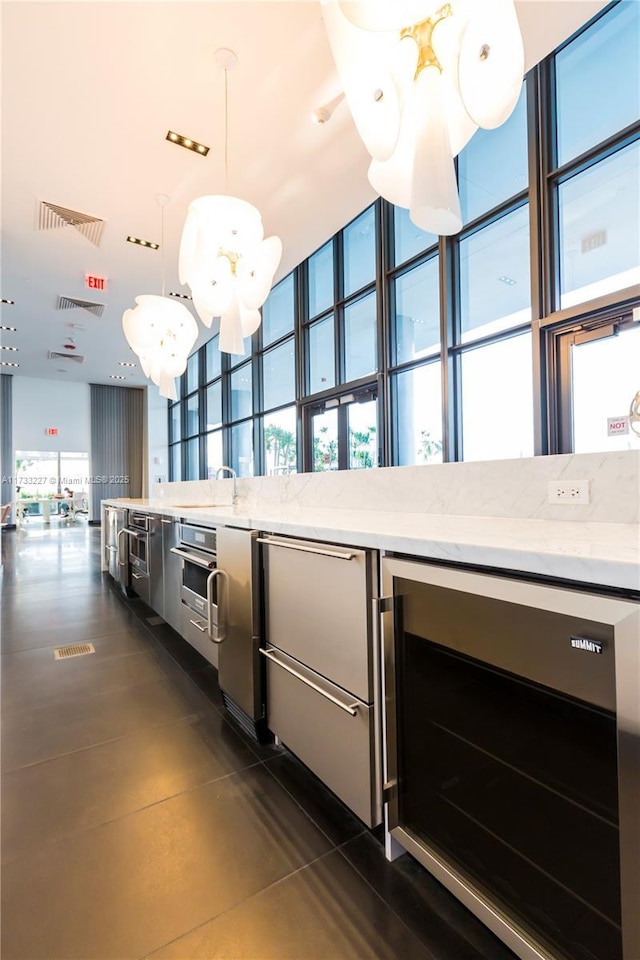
[
  {"xmin": 56, "ymin": 295, "xmax": 105, "ymax": 317},
  {"xmin": 48, "ymin": 350, "xmax": 85, "ymax": 364},
  {"xmin": 38, "ymin": 201, "xmax": 105, "ymax": 246}
]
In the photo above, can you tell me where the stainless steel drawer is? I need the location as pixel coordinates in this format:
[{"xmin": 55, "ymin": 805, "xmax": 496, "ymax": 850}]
[
  {"xmin": 180, "ymin": 603, "xmax": 218, "ymax": 669},
  {"xmin": 261, "ymin": 535, "xmax": 376, "ymax": 702},
  {"xmin": 263, "ymin": 644, "xmax": 380, "ymax": 827},
  {"xmin": 129, "ymin": 570, "xmax": 150, "ymax": 605}
]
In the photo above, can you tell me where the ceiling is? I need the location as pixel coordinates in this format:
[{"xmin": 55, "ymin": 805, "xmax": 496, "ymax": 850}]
[{"xmin": 0, "ymin": 0, "xmax": 608, "ymax": 388}]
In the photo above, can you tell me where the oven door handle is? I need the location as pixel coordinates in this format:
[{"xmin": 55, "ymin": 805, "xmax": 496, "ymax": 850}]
[
  {"xmin": 169, "ymin": 546, "xmax": 215, "ymax": 569},
  {"xmin": 207, "ymin": 568, "xmax": 229, "ymax": 643},
  {"xmin": 125, "ymin": 529, "xmax": 146, "ymax": 540},
  {"xmin": 117, "ymin": 528, "xmax": 127, "ymax": 566}
]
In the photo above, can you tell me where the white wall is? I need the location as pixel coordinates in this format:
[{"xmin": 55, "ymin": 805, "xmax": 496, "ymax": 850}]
[
  {"xmin": 10, "ymin": 377, "xmax": 171, "ymax": 515},
  {"xmin": 145, "ymin": 385, "xmax": 169, "ymax": 495},
  {"xmin": 12, "ymin": 377, "xmax": 91, "ymax": 453}
]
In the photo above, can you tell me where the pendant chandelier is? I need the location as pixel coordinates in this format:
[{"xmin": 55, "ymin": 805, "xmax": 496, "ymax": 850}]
[
  {"xmin": 179, "ymin": 48, "xmax": 282, "ymax": 356},
  {"xmin": 321, "ymin": 0, "xmax": 524, "ymax": 236},
  {"xmin": 122, "ymin": 195, "xmax": 198, "ymax": 401}
]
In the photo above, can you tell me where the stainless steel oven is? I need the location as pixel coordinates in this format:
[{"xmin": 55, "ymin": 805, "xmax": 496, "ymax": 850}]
[
  {"xmin": 170, "ymin": 523, "xmax": 227, "ymax": 667},
  {"xmin": 126, "ymin": 511, "xmax": 149, "ymax": 576},
  {"xmin": 381, "ymin": 557, "xmax": 639, "ymax": 960}
]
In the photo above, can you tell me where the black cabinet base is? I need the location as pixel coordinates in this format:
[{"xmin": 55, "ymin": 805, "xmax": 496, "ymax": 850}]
[{"xmin": 221, "ymin": 692, "xmax": 273, "ymax": 745}]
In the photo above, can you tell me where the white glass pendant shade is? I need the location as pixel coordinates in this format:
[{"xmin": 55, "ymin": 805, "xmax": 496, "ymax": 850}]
[
  {"xmin": 122, "ymin": 295, "xmax": 197, "ymax": 399},
  {"xmin": 238, "ymin": 236, "xmax": 283, "ymax": 311},
  {"xmin": 321, "ymin": 1, "xmax": 402, "ymax": 161},
  {"xmin": 429, "ymin": 10, "xmax": 478, "ymax": 156},
  {"xmin": 122, "ymin": 299, "xmax": 162, "ymax": 355},
  {"xmin": 240, "ymin": 305, "xmax": 262, "ymax": 338},
  {"xmin": 322, "ymin": 0, "xmax": 523, "ymax": 237},
  {"xmin": 159, "ymin": 347, "xmax": 188, "ymax": 379},
  {"xmin": 365, "ymin": 31, "xmax": 416, "ymax": 206},
  {"xmin": 191, "ymin": 294, "xmax": 215, "ymax": 329},
  {"xmin": 337, "ymin": 0, "xmax": 440, "ymax": 31},
  {"xmin": 180, "ymin": 193, "xmax": 282, "ymax": 353},
  {"xmin": 219, "ymin": 296, "xmax": 245, "ymax": 356},
  {"xmin": 458, "ymin": 0, "xmax": 524, "ymax": 129},
  {"xmin": 189, "ymin": 257, "xmax": 234, "ymax": 320},
  {"xmin": 158, "ymin": 372, "xmax": 178, "ymax": 402},
  {"xmin": 367, "ymin": 108, "xmax": 415, "ymax": 208},
  {"xmin": 409, "ymin": 66, "xmax": 462, "ymax": 236},
  {"xmin": 164, "ymin": 302, "xmax": 199, "ymax": 355},
  {"xmin": 180, "ymin": 195, "xmax": 263, "ymax": 286}
]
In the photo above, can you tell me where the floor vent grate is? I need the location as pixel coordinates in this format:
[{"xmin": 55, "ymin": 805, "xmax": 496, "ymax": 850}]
[
  {"xmin": 145, "ymin": 616, "xmax": 164, "ymax": 626},
  {"xmin": 54, "ymin": 643, "xmax": 95, "ymax": 660}
]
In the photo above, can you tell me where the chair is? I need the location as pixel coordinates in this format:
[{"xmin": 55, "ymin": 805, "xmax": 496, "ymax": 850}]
[
  {"xmin": 1, "ymin": 503, "xmax": 12, "ymax": 526},
  {"xmin": 69, "ymin": 492, "xmax": 89, "ymax": 520}
]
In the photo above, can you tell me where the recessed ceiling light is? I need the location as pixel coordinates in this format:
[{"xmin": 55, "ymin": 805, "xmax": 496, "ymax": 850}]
[
  {"xmin": 126, "ymin": 236, "xmax": 159, "ymax": 250},
  {"xmin": 0, "ymin": 361, "xmax": 19, "ymax": 367},
  {"xmin": 166, "ymin": 130, "xmax": 209, "ymax": 156},
  {"xmin": 110, "ymin": 374, "xmax": 127, "ymax": 380},
  {"xmin": 0, "ymin": 345, "xmax": 18, "ymax": 351},
  {"xmin": 1, "ymin": 298, "xmax": 15, "ymax": 305},
  {"xmin": 498, "ymin": 276, "xmax": 516, "ymax": 286},
  {"xmin": 0, "ymin": 325, "xmax": 17, "ymax": 332},
  {"xmin": 119, "ymin": 361, "xmax": 136, "ymax": 367},
  {"xmin": 169, "ymin": 291, "xmax": 193, "ymax": 300}
]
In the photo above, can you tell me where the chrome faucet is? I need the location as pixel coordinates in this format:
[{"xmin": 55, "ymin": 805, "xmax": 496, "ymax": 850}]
[{"xmin": 215, "ymin": 465, "xmax": 238, "ymax": 504}]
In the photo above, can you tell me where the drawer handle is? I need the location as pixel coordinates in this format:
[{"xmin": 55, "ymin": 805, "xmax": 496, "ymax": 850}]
[
  {"xmin": 257, "ymin": 538, "xmax": 357, "ymax": 561},
  {"xmin": 189, "ymin": 618, "xmax": 207, "ymax": 633},
  {"xmin": 131, "ymin": 572, "xmax": 145, "ymax": 580},
  {"xmin": 260, "ymin": 648, "xmax": 359, "ymax": 717},
  {"xmin": 161, "ymin": 519, "xmax": 173, "ymax": 524}
]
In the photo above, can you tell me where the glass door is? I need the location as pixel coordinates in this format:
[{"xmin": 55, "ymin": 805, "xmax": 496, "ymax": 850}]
[
  {"xmin": 311, "ymin": 407, "xmax": 339, "ymax": 472},
  {"xmin": 553, "ymin": 312, "xmax": 640, "ymax": 453},
  {"xmin": 15, "ymin": 450, "xmax": 89, "ymax": 519},
  {"xmin": 307, "ymin": 389, "xmax": 378, "ymax": 472},
  {"xmin": 381, "ymin": 556, "xmax": 637, "ymax": 960}
]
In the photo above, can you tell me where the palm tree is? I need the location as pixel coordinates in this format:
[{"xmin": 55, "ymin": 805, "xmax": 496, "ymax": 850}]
[
  {"xmin": 313, "ymin": 426, "xmax": 338, "ymax": 471},
  {"xmin": 350, "ymin": 425, "xmax": 376, "ymax": 469},
  {"xmin": 264, "ymin": 424, "xmax": 296, "ymax": 474},
  {"xmin": 418, "ymin": 430, "xmax": 443, "ymax": 464}
]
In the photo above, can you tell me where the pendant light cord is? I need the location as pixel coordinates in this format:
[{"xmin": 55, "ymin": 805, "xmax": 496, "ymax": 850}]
[
  {"xmin": 160, "ymin": 202, "xmax": 166, "ymax": 298},
  {"xmin": 224, "ymin": 65, "xmax": 229, "ymax": 195}
]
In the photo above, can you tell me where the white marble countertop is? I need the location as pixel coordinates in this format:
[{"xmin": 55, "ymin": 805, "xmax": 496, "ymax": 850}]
[{"xmin": 102, "ymin": 498, "xmax": 640, "ymax": 592}]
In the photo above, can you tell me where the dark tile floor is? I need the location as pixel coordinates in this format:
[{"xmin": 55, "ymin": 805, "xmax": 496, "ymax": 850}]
[{"xmin": 1, "ymin": 524, "xmax": 517, "ymax": 960}]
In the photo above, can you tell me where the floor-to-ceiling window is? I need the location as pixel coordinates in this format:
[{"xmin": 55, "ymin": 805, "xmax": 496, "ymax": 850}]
[
  {"xmin": 169, "ymin": 2, "xmax": 639, "ymax": 481},
  {"xmin": 260, "ymin": 274, "xmax": 298, "ymax": 475}
]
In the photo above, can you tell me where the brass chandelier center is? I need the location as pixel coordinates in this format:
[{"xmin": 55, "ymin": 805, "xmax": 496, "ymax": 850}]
[{"xmin": 400, "ymin": 3, "xmax": 453, "ymax": 78}]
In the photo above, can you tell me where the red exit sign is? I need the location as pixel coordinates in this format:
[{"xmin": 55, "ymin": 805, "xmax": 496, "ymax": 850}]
[
  {"xmin": 85, "ymin": 274, "xmax": 107, "ymax": 291},
  {"xmin": 45, "ymin": 428, "xmax": 58, "ymax": 436}
]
